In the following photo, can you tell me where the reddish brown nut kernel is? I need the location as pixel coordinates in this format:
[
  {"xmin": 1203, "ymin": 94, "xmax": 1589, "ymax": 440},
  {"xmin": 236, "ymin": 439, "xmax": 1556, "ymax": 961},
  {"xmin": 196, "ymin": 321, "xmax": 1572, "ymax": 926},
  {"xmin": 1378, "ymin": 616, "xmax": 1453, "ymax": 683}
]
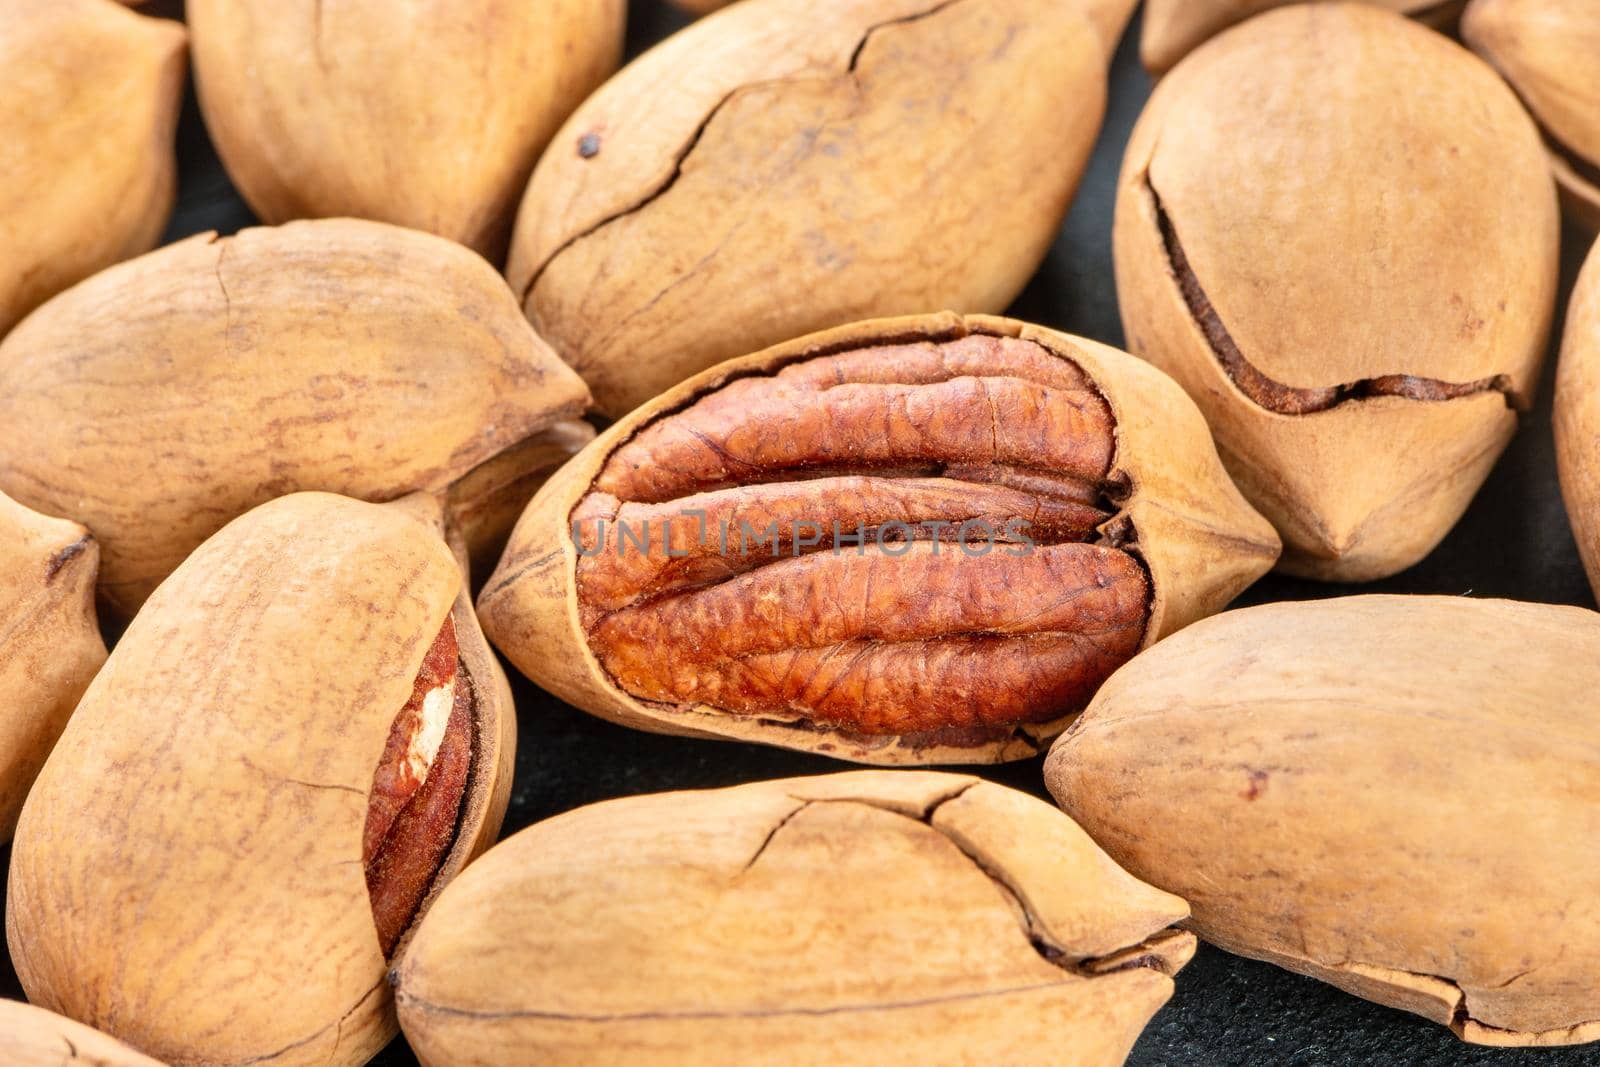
[
  {"xmin": 572, "ymin": 337, "xmax": 1148, "ymax": 738},
  {"xmin": 479, "ymin": 313, "xmax": 1279, "ymax": 764},
  {"xmin": 365, "ymin": 615, "xmax": 476, "ymax": 957}
]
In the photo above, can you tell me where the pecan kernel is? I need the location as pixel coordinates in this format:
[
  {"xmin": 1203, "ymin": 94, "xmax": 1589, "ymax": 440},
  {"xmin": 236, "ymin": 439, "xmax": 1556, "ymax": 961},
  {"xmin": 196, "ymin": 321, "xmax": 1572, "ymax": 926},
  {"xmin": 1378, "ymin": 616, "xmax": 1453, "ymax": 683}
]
[
  {"xmin": 365, "ymin": 614, "xmax": 474, "ymax": 957},
  {"xmin": 573, "ymin": 335, "xmax": 1150, "ymax": 739}
]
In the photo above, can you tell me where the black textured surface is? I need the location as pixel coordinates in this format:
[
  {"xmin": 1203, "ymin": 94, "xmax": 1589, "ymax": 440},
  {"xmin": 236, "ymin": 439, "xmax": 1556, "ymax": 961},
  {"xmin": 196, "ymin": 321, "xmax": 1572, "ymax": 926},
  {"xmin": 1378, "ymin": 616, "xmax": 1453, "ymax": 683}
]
[{"xmin": 3, "ymin": 3, "xmax": 1597, "ymax": 1065}]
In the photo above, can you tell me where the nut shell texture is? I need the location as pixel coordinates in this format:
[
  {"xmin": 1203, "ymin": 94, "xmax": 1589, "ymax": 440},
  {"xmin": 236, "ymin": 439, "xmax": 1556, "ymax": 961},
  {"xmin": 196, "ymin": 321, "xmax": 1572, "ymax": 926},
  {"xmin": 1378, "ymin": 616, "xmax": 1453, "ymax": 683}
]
[
  {"xmin": 1463, "ymin": 0, "xmax": 1600, "ymax": 231},
  {"xmin": 508, "ymin": 0, "xmax": 1134, "ymax": 415},
  {"xmin": 1555, "ymin": 239, "xmax": 1600, "ymax": 596},
  {"xmin": 1140, "ymin": 0, "xmax": 1462, "ymax": 74},
  {"xmin": 6, "ymin": 493, "xmax": 516, "ymax": 1067},
  {"xmin": 479, "ymin": 313, "xmax": 1278, "ymax": 764},
  {"xmin": 0, "ymin": 1000, "xmax": 166, "ymax": 1067},
  {"xmin": 189, "ymin": 0, "xmax": 624, "ymax": 260},
  {"xmin": 1115, "ymin": 3, "xmax": 1558, "ymax": 580},
  {"xmin": 0, "ymin": 492, "xmax": 105, "ymax": 843},
  {"xmin": 395, "ymin": 771, "xmax": 1194, "ymax": 1067},
  {"xmin": 0, "ymin": 218, "xmax": 591, "ymax": 615},
  {"xmin": 1046, "ymin": 595, "xmax": 1600, "ymax": 1047},
  {"xmin": 0, "ymin": 0, "xmax": 185, "ymax": 338}
]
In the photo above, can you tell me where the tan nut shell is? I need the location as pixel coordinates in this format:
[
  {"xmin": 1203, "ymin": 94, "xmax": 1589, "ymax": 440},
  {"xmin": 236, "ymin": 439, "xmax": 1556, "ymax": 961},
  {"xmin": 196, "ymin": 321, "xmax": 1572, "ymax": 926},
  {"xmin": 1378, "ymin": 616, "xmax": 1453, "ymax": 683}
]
[
  {"xmin": 5, "ymin": 492, "xmax": 516, "ymax": 1067},
  {"xmin": 0, "ymin": 492, "xmax": 105, "ymax": 844},
  {"xmin": 394, "ymin": 770, "xmax": 1195, "ymax": 1067},
  {"xmin": 1046, "ymin": 595, "xmax": 1600, "ymax": 1047},
  {"xmin": 478, "ymin": 312, "xmax": 1280, "ymax": 765},
  {"xmin": 1115, "ymin": 3, "xmax": 1559, "ymax": 582},
  {"xmin": 1464, "ymin": 0, "xmax": 1600, "ymax": 232},
  {"xmin": 1555, "ymin": 238, "xmax": 1600, "ymax": 595},
  {"xmin": 1140, "ymin": 0, "xmax": 1464, "ymax": 74},
  {"xmin": 188, "ymin": 0, "xmax": 624, "ymax": 261},
  {"xmin": 0, "ymin": 1000, "xmax": 167, "ymax": 1067},
  {"xmin": 0, "ymin": 217, "xmax": 592, "ymax": 616},
  {"xmin": 0, "ymin": 0, "xmax": 185, "ymax": 339},
  {"xmin": 507, "ymin": 0, "xmax": 1137, "ymax": 416}
]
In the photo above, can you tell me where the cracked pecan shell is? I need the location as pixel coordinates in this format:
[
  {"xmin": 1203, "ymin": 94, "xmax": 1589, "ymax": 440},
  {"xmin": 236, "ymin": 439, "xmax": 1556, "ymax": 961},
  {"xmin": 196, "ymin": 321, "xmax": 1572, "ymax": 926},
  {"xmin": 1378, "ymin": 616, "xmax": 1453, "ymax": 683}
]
[
  {"xmin": 1046, "ymin": 595, "xmax": 1600, "ymax": 1047},
  {"xmin": 0, "ymin": 999, "xmax": 165, "ymax": 1067},
  {"xmin": 394, "ymin": 770, "xmax": 1195, "ymax": 1066},
  {"xmin": 1114, "ymin": 3, "xmax": 1558, "ymax": 582},
  {"xmin": 0, "ymin": 217, "xmax": 593, "ymax": 617},
  {"xmin": 0, "ymin": 0, "xmax": 184, "ymax": 340},
  {"xmin": 0, "ymin": 491, "xmax": 105, "ymax": 844},
  {"xmin": 5, "ymin": 492, "xmax": 517, "ymax": 1067},
  {"xmin": 1463, "ymin": 0, "xmax": 1600, "ymax": 232},
  {"xmin": 189, "ymin": 0, "xmax": 624, "ymax": 260},
  {"xmin": 1139, "ymin": 0, "xmax": 1464, "ymax": 74},
  {"xmin": 506, "ymin": 0, "xmax": 1137, "ymax": 416},
  {"xmin": 478, "ymin": 313, "xmax": 1278, "ymax": 764}
]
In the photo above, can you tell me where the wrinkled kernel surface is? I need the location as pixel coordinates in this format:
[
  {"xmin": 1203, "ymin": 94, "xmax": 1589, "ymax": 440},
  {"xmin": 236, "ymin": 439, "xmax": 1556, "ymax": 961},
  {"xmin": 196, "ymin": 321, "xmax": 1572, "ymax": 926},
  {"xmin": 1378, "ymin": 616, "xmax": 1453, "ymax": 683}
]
[
  {"xmin": 573, "ymin": 335, "xmax": 1150, "ymax": 739},
  {"xmin": 365, "ymin": 616, "xmax": 473, "ymax": 956}
]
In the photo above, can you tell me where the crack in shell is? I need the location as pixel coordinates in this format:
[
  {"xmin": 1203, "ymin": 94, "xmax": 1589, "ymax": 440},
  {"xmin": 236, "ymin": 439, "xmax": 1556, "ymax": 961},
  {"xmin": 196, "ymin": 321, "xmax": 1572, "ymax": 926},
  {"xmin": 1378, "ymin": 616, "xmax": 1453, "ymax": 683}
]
[{"xmin": 1145, "ymin": 176, "xmax": 1519, "ymax": 415}]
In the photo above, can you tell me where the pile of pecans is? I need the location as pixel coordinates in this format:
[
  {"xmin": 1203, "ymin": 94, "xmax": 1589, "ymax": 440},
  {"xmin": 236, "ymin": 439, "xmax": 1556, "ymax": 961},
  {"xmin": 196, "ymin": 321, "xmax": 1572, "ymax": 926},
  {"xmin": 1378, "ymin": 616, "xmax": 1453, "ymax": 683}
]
[{"xmin": 0, "ymin": 1, "xmax": 1597, "ymax": 1065}]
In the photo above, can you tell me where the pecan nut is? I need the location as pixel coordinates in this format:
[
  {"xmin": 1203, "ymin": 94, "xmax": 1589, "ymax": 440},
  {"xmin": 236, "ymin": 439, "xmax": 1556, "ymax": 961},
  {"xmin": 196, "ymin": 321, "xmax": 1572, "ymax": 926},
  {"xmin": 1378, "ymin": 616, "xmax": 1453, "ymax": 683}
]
[
  {"xmin": 1114, "ymin": 3, "xmax": 1558, "ymax": 581},
  {"xmin": 188, "ymin": 0, "xmax": 624, "ymax": 259},
  {"xmin": 5, "ymin": 492, "xmax": 516, "ymax": 1067},
  {"xmin": 0, "ymin": 491, "xmax": 105, "ymax": 843},
  {"xmin": 1046, "ymin": 595, "xmax": 1600, "ymax": 1047},
  {"xmin": 1139, "ymin": 0, "xmax": 1465, "ymax": 74},
  {"xmin": 1463, "ymin": 0, "xmax": 1600, "ymax": 232},
  {"xmin": 394, "ymin": 771, "xmax": 1195, "ymax": 1066},
  {"xmin": 0, "ymin": 999, "xmax": 165, "ymax": 1067},
  {"xmin": 507, "ymin": 0, "xmax": 1137, "ymax": 416},
  {"xmin": 478, "ymin": 313, "xmax": 1278, "ymax": 764},
  {"xmin": 1555, "ymin": 239, "xmax": 1600, "ymax": 597},
  {"xmin": 0, "ymin": 218, "xmax": 593, "ymax": 616},
  {"xmin": 0, "ymin": 0, "xmax": 184, "ymax": 339}
]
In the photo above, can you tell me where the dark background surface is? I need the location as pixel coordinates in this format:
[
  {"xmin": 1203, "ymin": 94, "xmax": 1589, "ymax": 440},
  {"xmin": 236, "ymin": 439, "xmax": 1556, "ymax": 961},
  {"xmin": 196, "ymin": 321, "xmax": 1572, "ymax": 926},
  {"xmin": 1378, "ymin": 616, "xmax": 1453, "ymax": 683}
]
[{"xmin": 4, "ymin": 3, "xmax": 1597, "ymax": 1065}]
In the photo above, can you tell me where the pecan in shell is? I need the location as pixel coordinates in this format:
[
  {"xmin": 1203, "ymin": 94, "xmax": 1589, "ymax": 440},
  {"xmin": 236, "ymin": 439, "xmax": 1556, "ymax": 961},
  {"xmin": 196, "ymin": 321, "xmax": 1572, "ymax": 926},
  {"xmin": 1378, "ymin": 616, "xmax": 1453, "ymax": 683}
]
[{"xmin": 479, "ymin": 313, "xmax": 1279, "ymax": 764}]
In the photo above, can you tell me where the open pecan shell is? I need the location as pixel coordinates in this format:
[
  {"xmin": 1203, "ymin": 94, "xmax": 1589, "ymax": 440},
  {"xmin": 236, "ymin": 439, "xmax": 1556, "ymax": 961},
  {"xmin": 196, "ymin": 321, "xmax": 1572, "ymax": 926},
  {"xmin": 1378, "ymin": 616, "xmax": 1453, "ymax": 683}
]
[
  {"xmin": 5, "ymin": 492, "xmax": 515, "ymax": 1067},
  {"xmin": 478, "ymin": 312, "xmax": 1278, "ymax": 765}
]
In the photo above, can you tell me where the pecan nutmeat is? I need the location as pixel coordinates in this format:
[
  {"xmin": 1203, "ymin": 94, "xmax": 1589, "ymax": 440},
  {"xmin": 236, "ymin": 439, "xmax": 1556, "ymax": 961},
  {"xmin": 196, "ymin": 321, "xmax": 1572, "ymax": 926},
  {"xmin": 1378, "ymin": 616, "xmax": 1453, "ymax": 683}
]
[
  {"xmin": 571, "ymin": 335, "xmax": 1149, "ymax": 740},
  {"xmin": 478, "ymin": 313, "xmax": 1279, "ymax": 764},
  {"xmin": 365, "ymin": 614, "xmax": 476, "ymax": 958}
]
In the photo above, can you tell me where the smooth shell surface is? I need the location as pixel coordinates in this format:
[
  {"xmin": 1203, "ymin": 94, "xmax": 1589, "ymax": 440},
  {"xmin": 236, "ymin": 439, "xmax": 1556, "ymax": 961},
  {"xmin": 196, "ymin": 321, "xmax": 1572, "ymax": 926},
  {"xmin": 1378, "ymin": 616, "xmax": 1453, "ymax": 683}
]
[
  {"xmin": 1140, "ymin": 0, "xmax": 1464, "ymax": 73},
  {"xmin": 0, "ymin": 492, "xmax": 105, "ymax": 843},
  {"xmin": 508, "ymin": 0, "xmax": 1136, "ymax": 415},
  {"xmin": 6, "ymin": 493, "xmax": 515, "ymax": 1067},
  {"xmin": 1555, "ymin": 239, "xmax": 1600, "ymax": 597},
  {"xmin": 479, "ymin": 312, "xmax": 1278, "ymax": 764},
  {"xmin": 1046, "ymin": 595, "xmax": 1600, "ymax": 1047},
  {"xmin": 395, "ymin": 771, "xmax": 1195, "ymax": 1066},
  {"xmin": 0, "ymin": 999, "xmax": 167, "ymax": 1067},
  {"xmin": 1463, "ymin": 0, "xmax": 1600, "ymax": 231},
  {"xmin": 189, "ymin": 0, "xmax": 625, "ymax": 260},
  {"xmin": 0, "ymin": 0, "xmax": 185, "ymax": 338},
  {"xmin": 1115, "ymin": 3, "xmax": 1558, "ymax": 581},
  {"xmin": 0, "ymin": 218, "xmax": 591, "ymax": 615}
]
